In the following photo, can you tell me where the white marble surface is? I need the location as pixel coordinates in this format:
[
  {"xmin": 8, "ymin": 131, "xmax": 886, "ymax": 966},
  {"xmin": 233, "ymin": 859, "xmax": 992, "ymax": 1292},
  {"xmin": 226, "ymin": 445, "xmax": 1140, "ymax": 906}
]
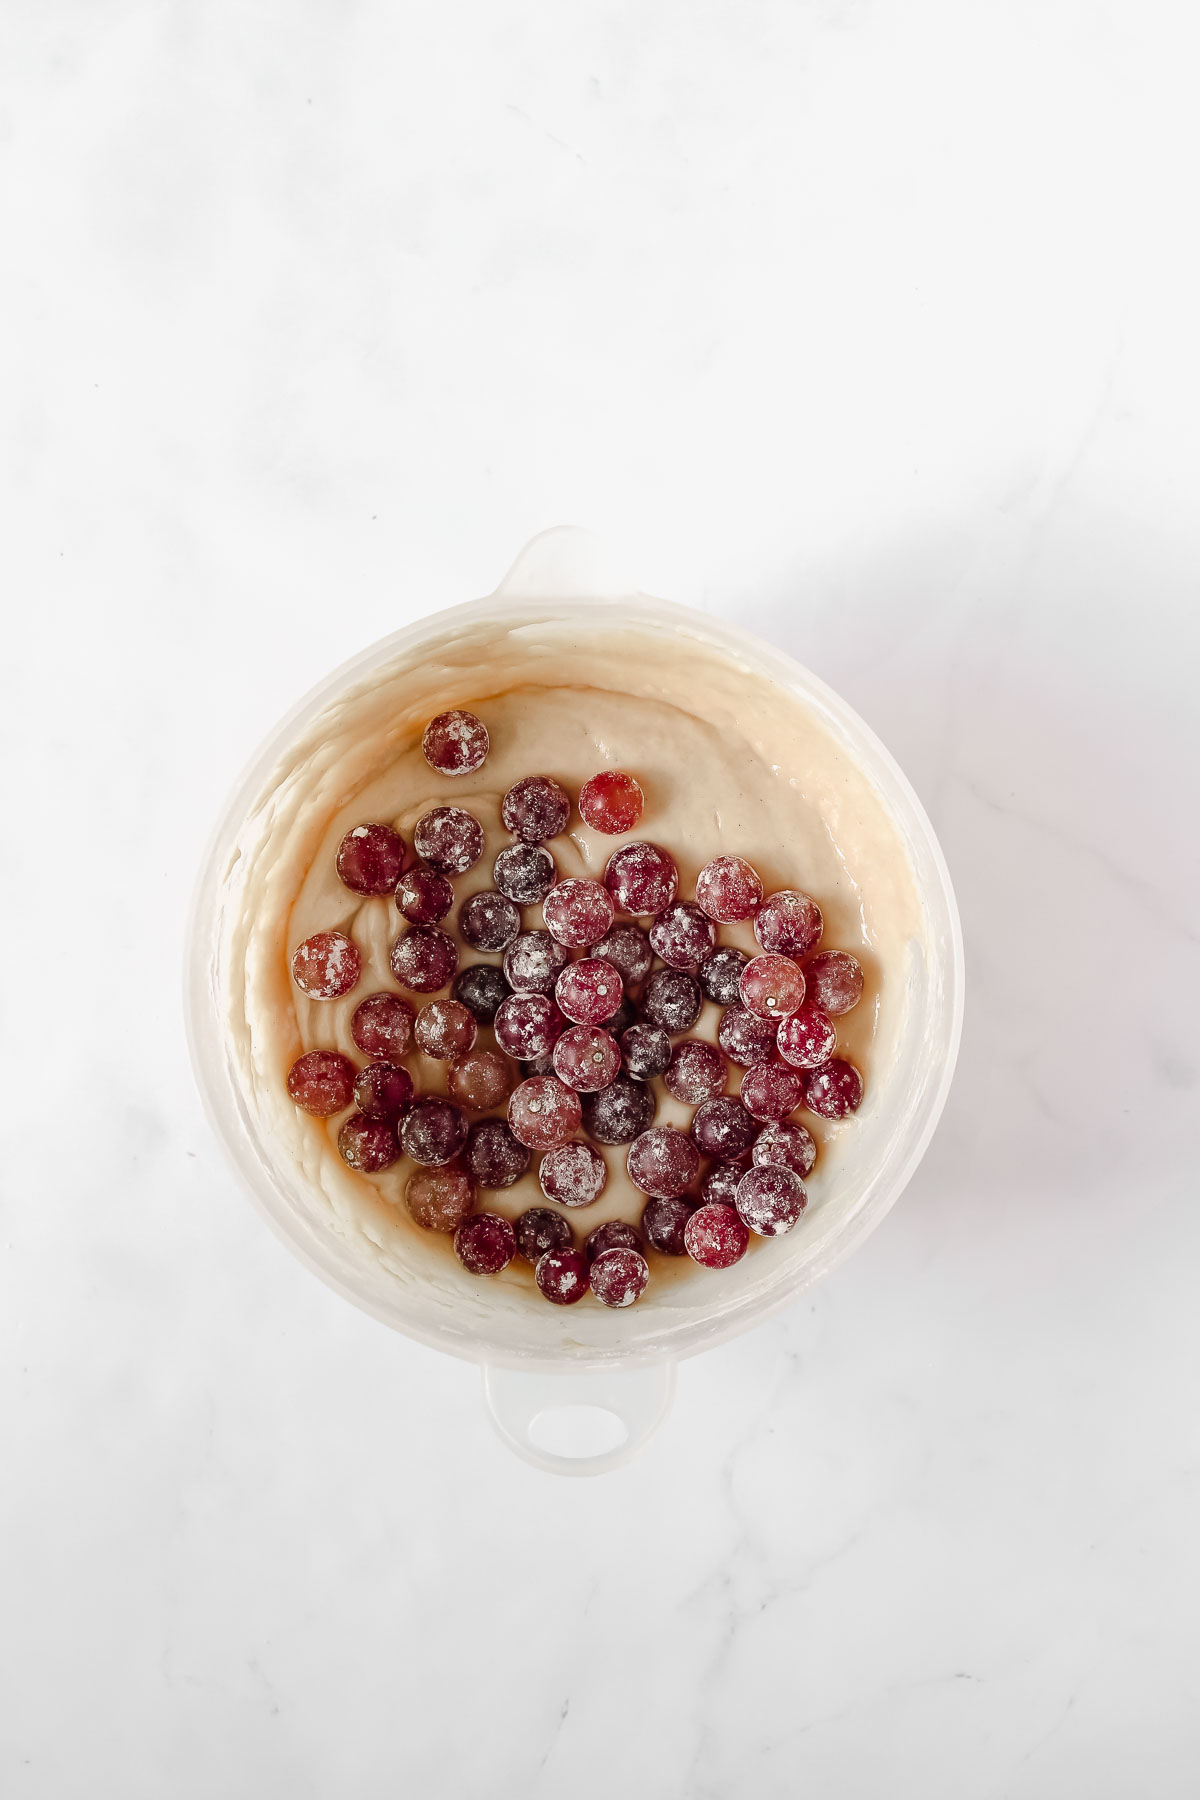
[{"xmin": 3, "ymin": 2, "xmax": 1199, "ymax": 1794}]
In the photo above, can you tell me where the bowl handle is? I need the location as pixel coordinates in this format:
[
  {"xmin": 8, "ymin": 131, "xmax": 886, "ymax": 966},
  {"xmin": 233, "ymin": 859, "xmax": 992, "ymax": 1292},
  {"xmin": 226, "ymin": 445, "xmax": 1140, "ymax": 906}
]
[
  {"xmin": 482, "ymin": 1360, "xmax": 675, "ymax": 1476},
  {"xmin": 490, "ymin": 525, "xmax": 639, "ymax": 605}
]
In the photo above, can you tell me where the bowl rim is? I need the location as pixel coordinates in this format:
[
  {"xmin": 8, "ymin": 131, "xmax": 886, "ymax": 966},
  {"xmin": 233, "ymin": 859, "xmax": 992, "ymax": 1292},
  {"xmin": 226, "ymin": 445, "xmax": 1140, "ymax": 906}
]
[{"xmin": 185, "ymin": 576, "xmax": 965, "ymax": 1369}]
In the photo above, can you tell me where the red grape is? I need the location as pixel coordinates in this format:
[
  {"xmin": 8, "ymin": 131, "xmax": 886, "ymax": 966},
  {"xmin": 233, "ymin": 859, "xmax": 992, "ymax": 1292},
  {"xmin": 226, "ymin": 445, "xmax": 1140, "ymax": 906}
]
[
  {"xmin": 664, "ymin": 1040, "xmax": 728, "ymax": 1105},
  {"xmin": 803, "ymin": 1058, "xmax": 864, "ymax": 1119},
  {"xmin": 389, "ymin": 926, "xmax": 458, "ymax": 994},
  {"xmin": 776, "ymin": 1003, "xmax": 837, "ymax": 1070},
  {"xmin": 736, "ymin": 1164, "xmax": 806, "ymax": 1236},
  {"xmin": 578, "ymin": 771, "xmax": 644, "ymax": 835},
  {"xmin": 553, "ymin": 1025, "xmax": 621, "ymax": 1093},
  {"xmin": 494, "ymin": 992, "xmax": 565, "ymax": 1061},
  {"xmin": 395, "ymin": 866, "xmax": 454, "ymax": 925},
  {"xmin": 603, "ymin": 842, "xmax": 679, "ymax": 916},
  {"xmin": 503, "ymin": 930, "xmax": 570, "ymax": 996},
  {"xmin": 754, "ymin": 889, "xmax": 823, "ymax": 958},
  {"xmin": 593, "ymin": 924, "xmax": 653, "ymax": 988},
  {"xmin": 405, "ymin": 1165, "xmax": 476, "ymax": 1233},
  {"xmin": 539, "ymin": 1140, "xmax": 608, "ymax": 1207},
  {"xmin": 804, "ymin": 950, "xmax": 864, "ymax": 1016},
  {"xmin": 454, "ymin": 1212, "xmax": 517, "ymax": 1275},
  {"xmin": 508, "ymin": 1075, "xmax": 582, "ymax": 1151},
  {"xmin": 413, "ymin": 806, "xmax": 484, "ymax": 876},
  {"xmin": 739, "ymin": 954, "xmax": 806, "ymax": 1020},
  {"xmin": 649, "ymin": 902, "xmax": 716, "ymax": 972},
  {"xmin": 336, "ymin": 823, "xmax": 405, "ymax": 896},
  {"xmin": 535, "ymin": 1246, "xmax": 590, "ymax": 1305},
  {"xmin": 421, "ymin": 709, "xmax": 489, "ymax": 776},
  {"xmin": 350, "ymin": 992, "xmax": 414, "ymax": 1059},
  {"xmin": 695, "ymin": 855, "xmax": 763, "ymax": 923},
  {"xmin": 414, "ymin": 998, "xmax": 478, "ymax": 1060},
  {"xmin": 291, "ymin": 931, "xmax": 361, "ymax": 1000},
  {"xmin": 739, "ymin": 1061, "xmax": 804, "ymax": 1122},
  {"xmin": 555, "ymin": 957, "xmax": 623, "ymax": 1025},
  {"xmin": 337, "ymin": 1113, "xmax": 401, "ymax": 1173},
  {"xmin": 684, "ymin": 1203, "xmax": 748, "ymax": 1269},
  {"xmin": 627, "ymin": 1126, "xmax": 700, "ymax": 1198},
  {"xmin": 286, "ymin": 1050, "xmax": 356, "ymax": 1116},
  {"xmin": 447, "ymin": 1049, "xmax": 514, "ymax": 1113},
  {"xmin": 753, "ymin": 1119, "xmax": 817, "ymax": 1178},
  {"xmin": 542, "ymin": 878, "xmax": 615, "ymax": 949},
  {"xmin": 590, "ymin": 1247, "xmax": 649, "ymax": 1307},
  {"xmin": 352, "ymin": 1061, "xmax": 414, "ymax": 1121}
]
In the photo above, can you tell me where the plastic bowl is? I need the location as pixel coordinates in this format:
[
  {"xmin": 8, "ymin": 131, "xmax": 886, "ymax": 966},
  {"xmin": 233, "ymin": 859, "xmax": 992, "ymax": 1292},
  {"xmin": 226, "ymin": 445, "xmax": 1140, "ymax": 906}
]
[{"xmin": 185, "ymin": 529, "xmax": 963, "ymax": 1474}]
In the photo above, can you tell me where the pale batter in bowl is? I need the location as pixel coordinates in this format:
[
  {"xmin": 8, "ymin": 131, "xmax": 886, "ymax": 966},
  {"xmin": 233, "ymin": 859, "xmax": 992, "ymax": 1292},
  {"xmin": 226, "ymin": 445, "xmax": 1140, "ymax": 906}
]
[{"xmin": 224, "ymin": 611, "xmax": 925, "ymax": 1323}]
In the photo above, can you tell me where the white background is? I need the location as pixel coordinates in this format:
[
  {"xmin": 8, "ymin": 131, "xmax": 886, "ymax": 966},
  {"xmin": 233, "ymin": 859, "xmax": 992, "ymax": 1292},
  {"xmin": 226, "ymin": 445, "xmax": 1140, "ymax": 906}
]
[{"xmin": 3, "ymin": 3, "xmax": 1199, "ymax": 1795}]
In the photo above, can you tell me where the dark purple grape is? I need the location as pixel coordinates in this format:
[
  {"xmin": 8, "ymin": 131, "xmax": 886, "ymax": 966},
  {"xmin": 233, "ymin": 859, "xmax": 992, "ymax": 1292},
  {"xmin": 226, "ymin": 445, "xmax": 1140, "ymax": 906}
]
[
  {"xmin": 493, "ymin": 843, "xmax": 557, "ymax": 905},
  {"xmin": 585, "ymin": 1219, "xmax": 642, "ymax": 1262},
  {"xmin": 459, "ymin": 890, "xmax": 521, "ymax": 952},
  {"xmin": 463, "ymin": 1118, "xmax": 531, "ymax": 1189},
  {"xmin": 581, "ymin": 1076, "xmax": 656, "ymax": 1145},
  {"xmin": 699, "ymin": 946, "xmax": 749, "ymax": 1006},
  {"xmin": 717, "ymin": 1005, "xmax": 777, "ymax": 1067},
  {"xmin": 352, "ymin": 1061, "xmax": 414, "ymax": 1121},
  {"xmin": 401, "ymin": 1098, "xmax": 467, "ymax": 1167},
  {"xmin": 641, "ymin": 968, "xmax": 702, "ymax": 1034},
  {"xmin": 451, "ymin": 963, "xmax": 509, "ymax": 1025},
  {"xmin": 690, "ymin": 1095, "xmax": 758, "ymax": 1160},
  {"xmin": 514, "ymin": 1207, "xmax": 572, "ymax": 1264},
  {"xmin": 338, "ymin": 1113, "xmax": 401, "ymax": 1172},
  {"xmin": 620, "ymin": 1022, "xmax": 671, "ymax": 1082},
  {"xmin": 649, "ymin": 902, "xmax": 716, "ymax": 972},
  {"xmin": 593, "ymin": 924, "xmax": 653, "ymax": 989},
  {"xmin": 502, "ymin": 775, "xmax": 570, "ymax": 843},
  {"xmin": 642, "ymin": 1196, "xmax": 695, "ymax": 1256}
]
